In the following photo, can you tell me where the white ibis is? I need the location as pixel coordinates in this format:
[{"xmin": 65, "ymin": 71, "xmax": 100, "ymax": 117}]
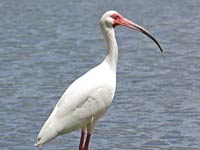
[{"xmin": 35, "ymin": 10, "xmax": 163, "ymax": 149}]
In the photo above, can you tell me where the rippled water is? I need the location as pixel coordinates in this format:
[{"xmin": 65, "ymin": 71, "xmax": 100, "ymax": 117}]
[{"xmin": 0, "ymin": 0, "xmax": 200, "ymax": 150}]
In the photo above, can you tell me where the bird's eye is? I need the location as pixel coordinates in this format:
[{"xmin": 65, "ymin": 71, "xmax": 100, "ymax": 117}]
[{"xmin": 114, "ymin": 15, "xmax": 119, "ymax": 19}]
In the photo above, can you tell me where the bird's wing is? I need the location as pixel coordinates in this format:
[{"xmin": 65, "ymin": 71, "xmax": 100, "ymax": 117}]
[
  {"xmin": 55, "ymin": 66, "xmax": 101, "ymax": 119},
  {"xmin": 36, "ymin": 63, "xmax": 115, "ymax": 145},
  {"xmin": 53, "ymin": 65, "xmax": 115, "ymax": 133}
]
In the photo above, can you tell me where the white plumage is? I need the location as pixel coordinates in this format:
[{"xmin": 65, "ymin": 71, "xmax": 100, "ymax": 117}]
[
  {"xmin": 35, "ymin": 10, "xmax": 163, "ymax": 149},
  {"xmin": 36, "ymin": 59, "xmax": 116, "ymax": 145}
]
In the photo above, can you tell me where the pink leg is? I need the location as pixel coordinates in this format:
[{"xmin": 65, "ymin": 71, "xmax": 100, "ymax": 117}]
[
  {"xmin": 83, "ymin": 133, "xmax": 91, "ymax": 150},
  {"xmin": 79, "ymin": 129, "xmax": 85, "ymax": 150}
]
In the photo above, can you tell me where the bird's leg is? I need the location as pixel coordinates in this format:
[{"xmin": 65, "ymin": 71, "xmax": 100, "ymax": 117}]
[
  {"xmin": 83, "ymin": 118, "xmax": 94, "ymax": 150},
  {"xmin": 79, "ymin": 127, "xmax": 86, "ymax": 150},
  {"xmin": 83, "ymin": 132, "xmax": 91, "ymax": 150}
]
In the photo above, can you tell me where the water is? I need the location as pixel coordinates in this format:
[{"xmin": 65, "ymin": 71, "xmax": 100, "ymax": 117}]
[{"xmin": 0, "ymin": 0, "xmax": 200, "ymax": 149}]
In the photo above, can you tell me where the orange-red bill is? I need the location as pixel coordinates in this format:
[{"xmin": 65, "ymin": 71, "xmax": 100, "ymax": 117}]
[{"xmin": 117, "ymin": 17, "xmax": 164, "ymax": 52}]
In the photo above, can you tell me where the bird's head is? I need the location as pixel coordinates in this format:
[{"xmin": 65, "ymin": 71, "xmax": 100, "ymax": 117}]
[{"xmin": 100, "ymin": 10, "xmax": 163, "ymax": 52}]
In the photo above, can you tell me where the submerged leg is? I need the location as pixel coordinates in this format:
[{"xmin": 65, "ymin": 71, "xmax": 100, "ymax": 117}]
[
  {"xmin": 79, "ymin": 127, "xmax": 86, "ymax": 150},
  {"xmin": 83, "ymin": 132, "xmax": 91, "ymax": 150}
]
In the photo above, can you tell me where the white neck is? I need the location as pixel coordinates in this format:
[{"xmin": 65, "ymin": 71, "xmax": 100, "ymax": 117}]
[{"xmin": 101, "ymin": 26, "xmax": 118, "ymax": 73}]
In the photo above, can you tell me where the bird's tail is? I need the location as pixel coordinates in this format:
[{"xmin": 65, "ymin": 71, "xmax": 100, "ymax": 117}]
[{"xmin": 35, "ymin": 111, "xmax": 58, "ymax": 147}]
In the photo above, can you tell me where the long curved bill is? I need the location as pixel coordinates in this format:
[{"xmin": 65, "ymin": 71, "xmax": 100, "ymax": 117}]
[{"xmin": 120, "ymin": 18, "xmax": 163, "ymax": 52}]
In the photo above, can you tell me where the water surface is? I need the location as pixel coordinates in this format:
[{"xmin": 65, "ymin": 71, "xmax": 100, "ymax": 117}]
[{"xmin": 0, "ymin": 0, "xmax": 200, "ymax": 150}]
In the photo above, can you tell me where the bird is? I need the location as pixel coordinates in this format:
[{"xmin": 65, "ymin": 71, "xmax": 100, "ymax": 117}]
[{"xmin": 35, "ymin": 10, "xmax": 163, "ymax": 150}]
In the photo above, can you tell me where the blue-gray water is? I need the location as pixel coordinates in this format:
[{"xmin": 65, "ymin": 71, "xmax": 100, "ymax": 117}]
[{"xmin": 0, "ymin": 0, "xmax": 200, "ymax": 150}]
